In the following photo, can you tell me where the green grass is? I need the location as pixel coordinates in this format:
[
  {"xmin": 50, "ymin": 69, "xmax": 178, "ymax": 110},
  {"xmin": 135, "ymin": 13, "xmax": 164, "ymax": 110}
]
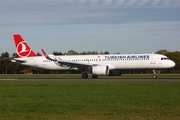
[
  {"xmin": 0, "ymin": 74, "xmax": 180, "ymax": 79},
  {"xmin": 0, "ymin": 82, "xmax": 180, "ymax": 120}
]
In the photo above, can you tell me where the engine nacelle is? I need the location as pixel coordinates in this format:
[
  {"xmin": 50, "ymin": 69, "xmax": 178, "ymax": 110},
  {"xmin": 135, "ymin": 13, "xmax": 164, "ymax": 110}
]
[{"xmin": 92, "ymin": 65, "xmax": 109, "ymax": 75}]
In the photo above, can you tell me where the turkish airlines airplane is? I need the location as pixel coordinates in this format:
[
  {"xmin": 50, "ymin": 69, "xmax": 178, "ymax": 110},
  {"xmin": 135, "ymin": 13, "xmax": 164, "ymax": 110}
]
[{"xmin": 11, "ymin": 34, "xmax": 175, "ymax": 79}]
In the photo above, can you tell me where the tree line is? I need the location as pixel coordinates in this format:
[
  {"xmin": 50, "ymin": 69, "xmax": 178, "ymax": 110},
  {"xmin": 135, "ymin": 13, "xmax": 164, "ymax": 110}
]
[{"xmin": 0, "ymin": 49, "xmax": 179, "ymax": 74}]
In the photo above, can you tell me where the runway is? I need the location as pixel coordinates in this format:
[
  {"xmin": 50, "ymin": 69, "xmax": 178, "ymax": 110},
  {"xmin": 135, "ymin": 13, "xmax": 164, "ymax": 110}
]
[{"xmin": 0, "ymin": 78, "xmax": 180, "ymax": 82}]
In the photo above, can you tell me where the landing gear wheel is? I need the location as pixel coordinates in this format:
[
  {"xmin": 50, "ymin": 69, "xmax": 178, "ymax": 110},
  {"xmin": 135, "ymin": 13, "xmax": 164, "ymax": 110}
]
[
  {"xmin": 153, "ymin": 75, "xmax": 157, "ymax": 79},
  {"xmin": 92, "ymin": 75, "xmax": 98, "ymax": 79},
  {"xmin": 82, "ymin": 73, "xmax": 88, "ymax": 79}
]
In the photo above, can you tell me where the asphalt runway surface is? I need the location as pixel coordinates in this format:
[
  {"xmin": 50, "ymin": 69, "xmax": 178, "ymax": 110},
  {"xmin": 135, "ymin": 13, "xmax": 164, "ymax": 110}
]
[{"xmin": 0, "ymin": 78, "xmax": 180, "ymax": 82}]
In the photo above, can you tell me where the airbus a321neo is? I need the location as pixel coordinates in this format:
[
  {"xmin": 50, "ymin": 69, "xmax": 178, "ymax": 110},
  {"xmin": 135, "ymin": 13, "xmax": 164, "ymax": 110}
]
[{"xmin": 11, "ymin": 34, "xmax": 175, "ymax": 79}]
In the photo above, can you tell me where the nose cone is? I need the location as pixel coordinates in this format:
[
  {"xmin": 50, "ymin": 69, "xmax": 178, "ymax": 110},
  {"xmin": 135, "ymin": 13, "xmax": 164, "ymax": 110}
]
[{"xmin": 170, "ymin": 60, "xmax": 176, "ymax": 68}]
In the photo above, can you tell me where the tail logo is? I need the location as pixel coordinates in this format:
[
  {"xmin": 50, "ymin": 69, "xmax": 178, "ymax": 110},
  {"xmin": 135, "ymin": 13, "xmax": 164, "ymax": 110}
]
[{"xmin": 16, "ymin": 41, "xmax": 31, "ymax": 57}]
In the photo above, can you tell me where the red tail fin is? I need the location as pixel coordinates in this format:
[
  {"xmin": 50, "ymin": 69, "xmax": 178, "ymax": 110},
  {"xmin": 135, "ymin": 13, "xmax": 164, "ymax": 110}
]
[{"xmin": 13, "ymin": 34, "xmax": 38, "ymax": 58}]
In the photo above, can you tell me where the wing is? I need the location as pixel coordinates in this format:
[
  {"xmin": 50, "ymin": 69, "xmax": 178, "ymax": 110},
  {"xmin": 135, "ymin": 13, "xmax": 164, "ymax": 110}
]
[{"xmin": 41, "ymin": 49, "xmax": 91, "ymax": 69}]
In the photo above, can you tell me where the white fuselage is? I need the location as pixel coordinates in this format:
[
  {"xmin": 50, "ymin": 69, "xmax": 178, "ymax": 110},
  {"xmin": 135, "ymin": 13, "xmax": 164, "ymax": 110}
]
[{"xmin": 12, "ymin": 53, "xmax": 175, "ymax": 70}]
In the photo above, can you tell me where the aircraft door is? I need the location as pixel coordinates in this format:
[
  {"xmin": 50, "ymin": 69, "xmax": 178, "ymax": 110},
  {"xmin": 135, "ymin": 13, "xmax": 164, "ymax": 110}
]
[{"xmin": 151, "ymin": 54, "xmax": 156, "ymax": 64}]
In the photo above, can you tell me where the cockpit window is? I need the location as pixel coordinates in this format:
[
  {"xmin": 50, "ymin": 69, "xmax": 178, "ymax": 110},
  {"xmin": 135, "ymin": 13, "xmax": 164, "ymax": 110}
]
[{"xmin": 161, "ymin": 57, "xmax": 169, "ymax": 60}]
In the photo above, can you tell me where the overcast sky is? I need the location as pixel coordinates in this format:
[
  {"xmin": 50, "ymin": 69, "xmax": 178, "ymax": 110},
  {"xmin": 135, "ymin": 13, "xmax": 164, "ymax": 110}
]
[{"xmin": 0, "ymin": 0, "xmax": 180, "ymax": 54}]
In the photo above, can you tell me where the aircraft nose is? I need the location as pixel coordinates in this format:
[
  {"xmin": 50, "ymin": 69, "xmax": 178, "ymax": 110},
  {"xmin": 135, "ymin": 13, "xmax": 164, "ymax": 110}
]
[
  {"xmin": 171, "ymin": 61, "xmax": 176, "ymax": 67},
  {"xmin": 170, "ymin": 60, "xmax": 175, "ymax": 67}
]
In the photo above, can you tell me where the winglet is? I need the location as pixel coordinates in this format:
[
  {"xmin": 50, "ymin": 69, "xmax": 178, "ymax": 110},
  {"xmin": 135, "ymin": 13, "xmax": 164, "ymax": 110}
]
[
  {"xmin": 41, "ymin": 49, "xmax": 56, "ymax": 61},
  {"xmin": 41, "ymin": 49, "xmax": 49, "ymax": 59}
]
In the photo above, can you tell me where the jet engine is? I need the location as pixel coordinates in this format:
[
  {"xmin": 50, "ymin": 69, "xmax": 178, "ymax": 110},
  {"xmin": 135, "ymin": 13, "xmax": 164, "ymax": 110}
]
[{"xmin": 92, "ymin": 65, "xmax": 109, "ymax": 75}]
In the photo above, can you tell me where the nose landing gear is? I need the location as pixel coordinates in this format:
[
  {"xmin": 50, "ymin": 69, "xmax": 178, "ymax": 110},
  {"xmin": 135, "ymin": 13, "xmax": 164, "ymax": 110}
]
[{"xmin": 152, "ymin": 70, "xmax": 157, "ymax": 79}]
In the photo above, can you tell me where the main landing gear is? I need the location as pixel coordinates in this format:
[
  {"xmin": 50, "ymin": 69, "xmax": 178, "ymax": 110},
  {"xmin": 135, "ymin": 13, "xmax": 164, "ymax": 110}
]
[
  {"xmin": 152, "ymin": 70, "xmax": 157, "ymax": 79},
  {"xmin": 82, "ymin": 72, "xmax": 88, "ymax": 79},
  {"xmin": 82, "ymin": 73, "xmax": 98, "ymax": 79},
  {"xmin": 92, "ymin": 74, "xmax": 98, "ymax": 79}
]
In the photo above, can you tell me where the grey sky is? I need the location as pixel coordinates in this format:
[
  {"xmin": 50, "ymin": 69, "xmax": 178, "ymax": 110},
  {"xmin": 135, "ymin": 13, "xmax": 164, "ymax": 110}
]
[{"xmin": 0, "ymin": 0, "xmax": 180, "ymax": 54}]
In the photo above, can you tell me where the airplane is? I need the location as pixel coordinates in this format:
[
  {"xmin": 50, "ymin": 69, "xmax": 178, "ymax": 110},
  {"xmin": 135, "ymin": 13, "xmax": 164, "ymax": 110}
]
[{"xmin": 11, "ymin": 34, "xmax": 175, "ymax": 79}]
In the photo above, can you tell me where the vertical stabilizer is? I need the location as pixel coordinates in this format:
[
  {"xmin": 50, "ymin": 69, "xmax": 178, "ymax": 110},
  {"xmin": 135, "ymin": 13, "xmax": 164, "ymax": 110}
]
[{"xmin": 13, "ymin": 34, "xmax": 38, "ymax": 58}]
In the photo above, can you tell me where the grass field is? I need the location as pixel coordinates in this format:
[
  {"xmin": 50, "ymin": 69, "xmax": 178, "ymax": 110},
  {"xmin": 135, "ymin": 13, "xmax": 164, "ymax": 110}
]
[
  {"xmin": 0, "ymin": 81, "xmax": 180, "ymax": 120},
  {"xmin": 0, "ymin": 74, "xmax": 180, "ymax": 79}
]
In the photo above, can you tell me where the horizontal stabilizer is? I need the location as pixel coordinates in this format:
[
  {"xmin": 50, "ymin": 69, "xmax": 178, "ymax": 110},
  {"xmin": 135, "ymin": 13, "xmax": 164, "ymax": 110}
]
[{"xmin": 11, "ymin": 58, "xmax": 26, "ymax": 63}]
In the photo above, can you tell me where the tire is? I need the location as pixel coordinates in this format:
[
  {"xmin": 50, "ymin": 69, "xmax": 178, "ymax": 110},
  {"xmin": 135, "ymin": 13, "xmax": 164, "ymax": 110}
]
[
  {"xmin": 82, "ymin": 73, "xmax": 88, "ymax": 79},
  {"xmin": 153, "ymin": 75, "xmax": 157, "ymax": 79},
  {"xmin": 92, "ymin": 74, "xmax": 98, "ymax": 79}
]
